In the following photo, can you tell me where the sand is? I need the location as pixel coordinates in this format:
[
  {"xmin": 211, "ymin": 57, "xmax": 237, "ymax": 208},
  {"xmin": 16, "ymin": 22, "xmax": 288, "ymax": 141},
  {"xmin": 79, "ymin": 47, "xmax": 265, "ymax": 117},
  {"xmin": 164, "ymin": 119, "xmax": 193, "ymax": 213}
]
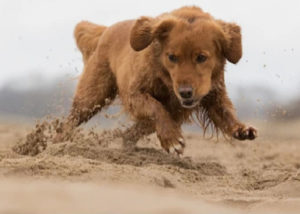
[{"xmin": 0, "ymin": 118, "xmax": 300, "ymax": 214}]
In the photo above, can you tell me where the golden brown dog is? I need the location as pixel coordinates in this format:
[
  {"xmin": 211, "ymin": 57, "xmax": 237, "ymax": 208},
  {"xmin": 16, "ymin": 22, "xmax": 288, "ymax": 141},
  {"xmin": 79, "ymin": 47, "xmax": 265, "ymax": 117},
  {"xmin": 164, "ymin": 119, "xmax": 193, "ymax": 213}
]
[{"xmin": 58, "ymin": 6, "xmax": 257, "ymax": 154}]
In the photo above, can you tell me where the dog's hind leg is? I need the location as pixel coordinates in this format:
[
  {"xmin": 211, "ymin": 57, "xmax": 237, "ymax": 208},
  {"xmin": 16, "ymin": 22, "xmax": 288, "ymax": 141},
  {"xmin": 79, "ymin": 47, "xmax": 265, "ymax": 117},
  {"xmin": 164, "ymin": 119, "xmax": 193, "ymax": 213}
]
[
  {"xmin": 70, "ymin": 54, "xmax": 117, "ymax": 127},
  {"xmin": 54, "ymin": 52, "xmax": 117, "ymax": 142}
]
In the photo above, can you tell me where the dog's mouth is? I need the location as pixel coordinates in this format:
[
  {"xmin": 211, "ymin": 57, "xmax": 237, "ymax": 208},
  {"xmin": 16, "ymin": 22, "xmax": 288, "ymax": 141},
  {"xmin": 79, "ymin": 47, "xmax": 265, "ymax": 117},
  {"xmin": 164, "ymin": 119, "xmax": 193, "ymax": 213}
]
[{"xmin": 180, "ymin": 98, "xmax": 200, "ymax": 109}]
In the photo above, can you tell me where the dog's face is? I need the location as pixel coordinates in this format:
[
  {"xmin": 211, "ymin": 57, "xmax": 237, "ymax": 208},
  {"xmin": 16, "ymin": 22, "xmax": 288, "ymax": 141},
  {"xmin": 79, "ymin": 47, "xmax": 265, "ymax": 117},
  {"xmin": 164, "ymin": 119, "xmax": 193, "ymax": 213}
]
[
  {"xmin": 130, "ymin": 16, "xmax": 242, "ymax": 108},
  {"xmin": 160, "ymin": 20, "xmax": 222, "ymax": 108}
]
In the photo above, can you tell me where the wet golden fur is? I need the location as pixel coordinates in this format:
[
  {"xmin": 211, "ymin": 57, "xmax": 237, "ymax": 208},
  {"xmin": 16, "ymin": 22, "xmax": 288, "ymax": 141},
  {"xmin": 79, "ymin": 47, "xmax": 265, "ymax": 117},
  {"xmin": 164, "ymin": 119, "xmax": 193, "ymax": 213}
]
[{"xmin": 60, "ymin": 6, "xmax": 257, "ymax": 154}]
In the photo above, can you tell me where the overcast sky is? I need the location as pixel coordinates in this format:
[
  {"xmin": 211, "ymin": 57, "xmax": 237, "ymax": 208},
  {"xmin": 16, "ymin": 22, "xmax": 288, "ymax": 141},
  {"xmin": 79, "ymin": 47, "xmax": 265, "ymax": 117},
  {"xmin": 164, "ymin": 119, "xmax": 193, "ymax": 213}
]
[{"xmin": 0, "ymin": 0, "xmax": 299, "ymax": 101}]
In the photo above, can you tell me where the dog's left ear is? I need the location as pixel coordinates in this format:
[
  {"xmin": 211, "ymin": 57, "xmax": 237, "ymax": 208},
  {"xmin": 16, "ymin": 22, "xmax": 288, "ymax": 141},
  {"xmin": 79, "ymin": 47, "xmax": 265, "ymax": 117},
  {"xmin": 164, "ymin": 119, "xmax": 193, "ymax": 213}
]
[
  {"xmin": 130, "ymin": 16, "xmax": 176, "ymax": 51},
  {"xmin": 217, "ymin": 21, "xmax": 242, "ymax": 64}
]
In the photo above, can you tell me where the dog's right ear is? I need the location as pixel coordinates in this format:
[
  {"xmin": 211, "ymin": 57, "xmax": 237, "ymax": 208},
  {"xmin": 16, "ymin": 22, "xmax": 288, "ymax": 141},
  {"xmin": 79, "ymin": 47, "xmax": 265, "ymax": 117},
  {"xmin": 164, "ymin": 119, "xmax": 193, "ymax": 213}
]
[
  {"xmin": 130, "ymin": 16, "xmax": 176, "ymax": 51},
  {"xmin": 130, "ymin": 17, "xmax": 153, "ymax": 51}
]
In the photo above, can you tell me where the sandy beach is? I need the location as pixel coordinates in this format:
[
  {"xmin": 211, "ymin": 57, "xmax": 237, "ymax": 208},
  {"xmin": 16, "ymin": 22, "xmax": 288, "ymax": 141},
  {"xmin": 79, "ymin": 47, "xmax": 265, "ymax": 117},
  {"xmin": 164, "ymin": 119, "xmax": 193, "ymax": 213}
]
[{"xmin": 0, "ymin": 119, "xmax": 300, "ymax": 213}]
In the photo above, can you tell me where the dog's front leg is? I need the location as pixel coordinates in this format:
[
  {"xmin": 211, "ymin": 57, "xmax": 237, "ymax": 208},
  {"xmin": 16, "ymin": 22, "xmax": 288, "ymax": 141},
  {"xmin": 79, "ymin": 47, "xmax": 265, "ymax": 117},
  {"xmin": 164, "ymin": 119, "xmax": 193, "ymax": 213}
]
[
  {"xmin": 201, "ymin": 88, "xmax": 257, "ymax": 140},
  {"xmin": 125, "ymin": 92, "xmax": 185, "ymax": 154}
]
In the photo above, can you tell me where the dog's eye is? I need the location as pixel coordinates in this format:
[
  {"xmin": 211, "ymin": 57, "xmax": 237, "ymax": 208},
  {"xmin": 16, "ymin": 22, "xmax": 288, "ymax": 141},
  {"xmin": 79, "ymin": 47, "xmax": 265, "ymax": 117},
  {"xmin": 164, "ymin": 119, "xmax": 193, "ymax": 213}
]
[
  {"xmin": 196, "ymin": 54, "xmax": 207, "ymax": 63},
  {"xmin": 168, "ymin": 54, "xmax": 178, "ymax": 63}
]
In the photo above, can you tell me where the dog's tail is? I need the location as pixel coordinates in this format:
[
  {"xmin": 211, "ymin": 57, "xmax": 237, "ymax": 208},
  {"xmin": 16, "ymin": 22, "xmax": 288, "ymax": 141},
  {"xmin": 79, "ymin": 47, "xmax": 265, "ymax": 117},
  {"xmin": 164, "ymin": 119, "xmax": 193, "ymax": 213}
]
[{"xmin": 74, "ymin": 21, "xmax": 107, "ymax": 63}]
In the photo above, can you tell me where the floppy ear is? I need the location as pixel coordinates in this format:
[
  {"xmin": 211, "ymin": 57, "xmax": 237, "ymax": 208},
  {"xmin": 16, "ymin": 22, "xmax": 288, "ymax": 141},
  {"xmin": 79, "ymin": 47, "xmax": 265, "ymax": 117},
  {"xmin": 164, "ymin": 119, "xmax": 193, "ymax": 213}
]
[
  {"xmin": 130, "ymin": 16, "xmax": 176, "ymax": 51},
  {"xmin": 218, "ymin": 21, "xmax": 242, "ymax": 64},
  {"xmin": 130, "ymin": 17, "xmax": 154, "ymax": 51}
]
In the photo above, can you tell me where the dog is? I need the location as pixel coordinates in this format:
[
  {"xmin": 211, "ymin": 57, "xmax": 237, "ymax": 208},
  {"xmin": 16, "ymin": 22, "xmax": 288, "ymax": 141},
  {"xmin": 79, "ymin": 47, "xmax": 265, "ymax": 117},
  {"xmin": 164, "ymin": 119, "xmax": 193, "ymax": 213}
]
[{"xmin": 57, "ymin": 6, "xmax": 257, "ymax": 154}]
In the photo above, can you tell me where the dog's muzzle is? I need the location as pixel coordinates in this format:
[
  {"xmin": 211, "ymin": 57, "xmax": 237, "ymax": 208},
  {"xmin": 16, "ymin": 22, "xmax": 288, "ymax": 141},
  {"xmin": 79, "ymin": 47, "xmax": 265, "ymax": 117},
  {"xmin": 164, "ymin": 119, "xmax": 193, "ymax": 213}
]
[
  {"xmin": 180, "ymin": 98, "xmax": 200, "ymax": 109},
  {"xmin": 178, "ymin": 85, "xmax": 200, "ymax": 108}
]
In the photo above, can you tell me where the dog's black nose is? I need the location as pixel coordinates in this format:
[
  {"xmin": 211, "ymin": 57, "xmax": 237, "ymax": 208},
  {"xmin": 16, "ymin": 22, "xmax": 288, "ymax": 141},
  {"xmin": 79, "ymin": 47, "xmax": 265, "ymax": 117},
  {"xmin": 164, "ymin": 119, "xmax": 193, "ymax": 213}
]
[{"xmin": 178, "ymin": 86, "xmax": 193, "ymax": 99}]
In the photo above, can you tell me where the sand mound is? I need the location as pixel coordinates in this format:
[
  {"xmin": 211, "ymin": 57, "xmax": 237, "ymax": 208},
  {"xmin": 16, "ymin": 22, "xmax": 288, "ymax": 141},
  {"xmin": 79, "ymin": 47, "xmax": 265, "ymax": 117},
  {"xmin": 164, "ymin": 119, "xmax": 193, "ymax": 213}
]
[
  {"xmin": 12, "ymin": 118, "xmax": 118, "ymax": 156},
  {"xmin": 47, "ymin": 142, "xmax": 226, "ymax": 175},
  {"xmin": 11, "ymin": 118, "xmax": 227, "ymax": 184}
]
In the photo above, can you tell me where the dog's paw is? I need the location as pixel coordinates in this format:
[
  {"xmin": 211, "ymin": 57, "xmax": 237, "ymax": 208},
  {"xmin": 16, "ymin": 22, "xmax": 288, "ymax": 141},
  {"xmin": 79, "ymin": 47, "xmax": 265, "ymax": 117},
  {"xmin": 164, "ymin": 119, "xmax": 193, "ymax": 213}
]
[
  {"xmin": 157, "ymin": 130, "xmax": 185, "ymax": 155},
  {"xmin": 233, "ymin": 125, "xmax": 257, "ymax": 140},
  {"xmin": 169, "ymin": 137, "xmax": 185, "ymax": 155},
  {"xmin": 156, "ymin": 119, "xmax": 186, "ymax": 155},
  {"xmin": 160, "ymin": 136, "xmax": 185, "ymax": 155}
]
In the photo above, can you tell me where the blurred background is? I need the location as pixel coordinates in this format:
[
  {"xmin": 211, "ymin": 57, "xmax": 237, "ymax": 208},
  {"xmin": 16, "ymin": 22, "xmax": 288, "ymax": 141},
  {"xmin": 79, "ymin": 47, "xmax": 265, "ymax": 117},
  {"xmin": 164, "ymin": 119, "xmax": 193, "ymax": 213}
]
[{"xmin": 0, "ymin": 0, "xmax": 300, "ymax": 124}]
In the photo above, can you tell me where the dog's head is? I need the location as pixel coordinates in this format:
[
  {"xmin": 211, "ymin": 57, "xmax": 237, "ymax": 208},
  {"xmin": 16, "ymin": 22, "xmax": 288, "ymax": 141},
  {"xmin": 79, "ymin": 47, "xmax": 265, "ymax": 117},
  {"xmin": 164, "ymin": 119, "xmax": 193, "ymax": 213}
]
[{"xmin": 130, "ymin": 15, "xmax": 242, "ymax": 109}]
